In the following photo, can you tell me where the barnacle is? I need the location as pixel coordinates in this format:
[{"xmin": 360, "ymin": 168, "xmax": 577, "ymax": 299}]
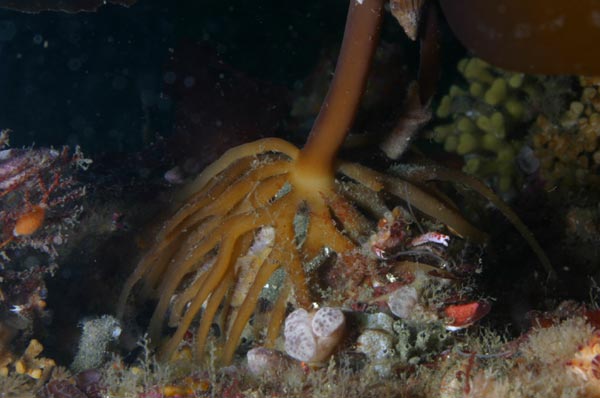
[{"xmin": 117, "ymin": 0, "xmax": 551, "ymax": 366}]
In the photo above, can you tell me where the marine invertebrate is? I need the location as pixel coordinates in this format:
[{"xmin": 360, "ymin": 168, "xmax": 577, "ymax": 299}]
[
  {"xmin": 566, "ymin": 331, "xmax": 600, "ymax": 387},
  {"xmin": 431, "ymin": 57, "xmax": 542, "ymax": 192},
  {"xmin": 0, "ymin": 130, "xmax": 89, "ymax": 259},
  {"xmin": 356, "ymin": 328, "xmax": 396, "ymax": 376},
  {"xmin": 1, "ymin": 265, "xmax": 49, "ymax": 322},
  {"xmin": 393, "ymin": 318, "xmax": 451, "ymax": 366},
  {"xmin": 12, "ymin": 339, "xmax": 55, "ymax": 381},
  {"xmin": 246, "ymin": 347, "xmax": 295, "ymax": 379},
  {"xmin": 444, "ymin": 301, "xmax": 490, "ymax": 331},
  {"xmin": 284, "ymin": 307, "xmax": 346, "ymax": 364},
  {"xmin": 387, "ymin": 285, "xmax": 419, "ymax": 319},
  {"xmin": 118, "ymin": 0, "xmax": 551, "ymax": 366},
  {"xmin": 71, "ymin": 315, "xmax": 122, "ymax": 373},
  {"xmin": 445, "ymin": 315, "xmax": 600, "ymax": 398},
  {"xmin": 532, "ymin": 76, "xmax": 600, "ymax": 190}
]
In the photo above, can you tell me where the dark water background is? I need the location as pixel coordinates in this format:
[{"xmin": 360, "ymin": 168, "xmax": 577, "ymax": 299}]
[{"xmin": 0, "ymin": 0, "xmax": 353, "ymax": 153}]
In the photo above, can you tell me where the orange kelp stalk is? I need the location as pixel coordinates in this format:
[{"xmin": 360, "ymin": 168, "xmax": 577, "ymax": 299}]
[{"xmin": 439, "ymin": 0, "xmax": 600, "ymax": 75}]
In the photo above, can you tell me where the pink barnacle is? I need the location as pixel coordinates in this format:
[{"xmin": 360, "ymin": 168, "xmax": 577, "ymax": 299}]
[{"xmin": 444, "ymin": 301, "xmax": 490, "ymax": 331}]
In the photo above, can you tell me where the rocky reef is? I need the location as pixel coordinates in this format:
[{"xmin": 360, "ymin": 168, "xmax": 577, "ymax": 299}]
[{"xmin": 0, "ymin": 1, "xmax": 600, "ymax": 398}]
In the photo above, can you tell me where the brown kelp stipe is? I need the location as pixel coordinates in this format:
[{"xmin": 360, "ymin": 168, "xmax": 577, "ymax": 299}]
[{"xmin": 118, "ymin": 0, "xmax": 552, "ymax": 365}]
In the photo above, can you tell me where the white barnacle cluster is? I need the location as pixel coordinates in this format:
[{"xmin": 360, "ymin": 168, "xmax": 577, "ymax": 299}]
[
  {"xmin": 387, "ymin": 285, "xmax": 419, "ymax": 319},
  {"xmin": 284, "ymin": 307, "xmax": 346, "ymax": 363},
  {"xmin": 246, "ymin": 347, "xmax": 294, "ymax": 378}
]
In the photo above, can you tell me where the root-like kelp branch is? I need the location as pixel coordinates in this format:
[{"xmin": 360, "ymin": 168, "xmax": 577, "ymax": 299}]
[
  {"xmin": 338, "ymin": 162, "xmax": 486, "ymax": 242},
  {"xmin": 393, "ymin": 163, "xmax": 555, "ymax": 278},
  {"xmin": 117, "ymin": 138, "xmax": 487, "ymax": 364},
  {"xmin": 117, "ymin": 0, "xmax": 551, "ymax": 367}
]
